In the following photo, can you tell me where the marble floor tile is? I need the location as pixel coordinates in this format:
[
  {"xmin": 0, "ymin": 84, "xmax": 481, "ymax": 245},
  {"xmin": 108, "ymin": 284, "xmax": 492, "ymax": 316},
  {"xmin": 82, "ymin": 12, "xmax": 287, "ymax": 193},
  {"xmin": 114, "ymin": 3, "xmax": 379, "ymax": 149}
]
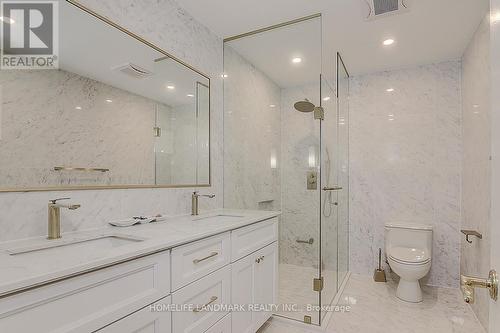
[
  {"xmin": 259, "ymin": 274, "xmax": 485, "ymax": 333},
  {"xmin": 277, "ymin": 264, "xmax": 338, "ymax": 324}
]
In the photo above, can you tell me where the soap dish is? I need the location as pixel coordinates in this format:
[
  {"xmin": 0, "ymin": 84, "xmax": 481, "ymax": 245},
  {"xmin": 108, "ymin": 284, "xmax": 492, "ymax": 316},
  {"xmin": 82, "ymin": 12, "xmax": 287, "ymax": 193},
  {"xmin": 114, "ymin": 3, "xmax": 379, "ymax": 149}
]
[
  {"xmin": 109, "ymin": 214, "xmax": 166, "ymax": 227},
  {"xmin": 109, "ymin": 218, "xmax": 143, "ymax": 227}
]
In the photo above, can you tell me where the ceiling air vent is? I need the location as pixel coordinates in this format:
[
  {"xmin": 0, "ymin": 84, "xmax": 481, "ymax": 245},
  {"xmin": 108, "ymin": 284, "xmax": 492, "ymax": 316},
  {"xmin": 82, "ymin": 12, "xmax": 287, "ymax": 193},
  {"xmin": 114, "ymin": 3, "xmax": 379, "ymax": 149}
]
[
  {"xmin": 363, "ymin": 0, "xmax": 410, "ymax": 20},
  {"xmin": 112, "ymin": 63, "xmax": 153, "ymax": 79}
]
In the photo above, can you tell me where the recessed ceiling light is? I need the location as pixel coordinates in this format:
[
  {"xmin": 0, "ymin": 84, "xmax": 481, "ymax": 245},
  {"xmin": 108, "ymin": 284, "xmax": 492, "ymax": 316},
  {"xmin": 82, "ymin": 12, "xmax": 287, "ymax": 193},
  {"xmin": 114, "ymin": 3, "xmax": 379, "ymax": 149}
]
[
  {"xmin": 323, "ymin": 96, "xmax": 331, "ymax": 101},
  {"xmin": 0, "ymin": 16, "xmax": 15, "ymax": 24},
  {"xmin": 75, "ymin": 106, "xmax": 82, "ymax": 110},
  {"xmin": 270, "ymin": 104, "xmax": 276, "ymax": 108},
  {"xmin": 383, "ymin": 39, "xmax": 395, "ymax": 46},
  {"xmin": 221, "ymin": 73, "xmax": 228, "ymax": 78},
  {"xmin": 472, "ymin": 104, "xmax": 480, "ymax": 108},
  {"xmin": 187, "ymin": 94, "xmax": 194, "ymax": 97},
  {"xmin": 166, "ymin": 85, "xmax": 175, "ymax": 90},
  {"xmin": 292, "ymin": 57, "xmax": 302, "ymax": 64},
  {"xmin": 105, "ymin": 99, "xmax": 113, "ymax": 103},
  {"xmin": 386, "ymin": 88, "xmax": 395, "ymax": 92}
]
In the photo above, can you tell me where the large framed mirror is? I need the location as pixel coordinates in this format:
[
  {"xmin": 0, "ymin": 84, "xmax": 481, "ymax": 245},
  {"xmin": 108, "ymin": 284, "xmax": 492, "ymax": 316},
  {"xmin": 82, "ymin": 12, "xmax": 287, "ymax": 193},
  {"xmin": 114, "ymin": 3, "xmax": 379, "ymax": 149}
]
[{"xmin": 0, "ymin": 0, "xmax": 211, "ymax": 191}]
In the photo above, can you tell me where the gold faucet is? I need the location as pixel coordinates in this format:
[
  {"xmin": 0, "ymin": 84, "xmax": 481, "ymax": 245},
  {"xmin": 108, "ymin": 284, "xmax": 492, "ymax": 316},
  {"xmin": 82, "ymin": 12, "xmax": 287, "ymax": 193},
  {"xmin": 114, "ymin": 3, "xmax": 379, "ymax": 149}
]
[
  {"xmin": 191, "ymin": 191, "xmax": 215, "ymax": 216},
  {"xmin": 48, "ymin": 198, "xmax": 81, "ymax": 239},
  {"xmin": 460, "ymin": 270, "xmax": 498, "ymax": 304}
]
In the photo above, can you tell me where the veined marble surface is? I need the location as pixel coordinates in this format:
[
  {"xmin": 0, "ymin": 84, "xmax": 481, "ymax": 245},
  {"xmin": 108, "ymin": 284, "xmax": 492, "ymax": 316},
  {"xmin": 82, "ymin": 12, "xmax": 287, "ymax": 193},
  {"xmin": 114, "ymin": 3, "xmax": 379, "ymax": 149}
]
[
  {"xmin": 1, "ymin": 69, "xmax": 162, "ymax": 187},
  {"xmin": 0, "ymin": 0, "xmax": 224, "ymax": 241},
  {"xmin": 0, "ymin": 209, "xmax": 280, "ymax": 297},
  {"xmin": 349, "ymin": 61, "xmax": 462, "ymax": 288},
  {"xmin": 277, "ymin": 263, "xmax": 338, "ymax": 325},
  {"xmin": 222, "ymin": 52, "xmax": 349, "ymax": 272},
  {"xmin": 461, "ymin": 15, "xmax": 491, "ymax": 329},
  {"xmin": 259, "ymin": 274, "xmax": 485, "ymax": 333},
  {"xmin": 280, "ymin": 81, "xmax": 348, "ymax": 272},
  {"xmin": 280, "ymin": 84, "xmax": 321, "ymax": 268},
  {"xmin": 223, "ymin": 46, "xmax": 281, "ymax": 211}
]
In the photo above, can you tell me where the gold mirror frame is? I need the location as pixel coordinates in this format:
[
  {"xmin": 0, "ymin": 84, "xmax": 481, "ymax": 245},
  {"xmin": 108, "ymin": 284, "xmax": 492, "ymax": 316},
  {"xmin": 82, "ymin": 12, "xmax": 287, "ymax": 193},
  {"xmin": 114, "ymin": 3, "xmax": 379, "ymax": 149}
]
[{"xmin": 0, "ymin": 0, "xmax": 211, "ymax": 192}]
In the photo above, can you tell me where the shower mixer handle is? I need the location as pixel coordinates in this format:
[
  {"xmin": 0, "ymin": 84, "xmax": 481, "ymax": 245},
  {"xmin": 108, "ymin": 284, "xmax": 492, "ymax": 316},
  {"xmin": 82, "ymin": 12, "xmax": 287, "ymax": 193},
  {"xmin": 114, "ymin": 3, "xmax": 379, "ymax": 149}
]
[
  {"xmin": 323, "ymin": 186, "xmax": 343, "ymax": 191},
  {"xmin": 296, "ymin": 238, "xmax": 314, "ymax": 245}
]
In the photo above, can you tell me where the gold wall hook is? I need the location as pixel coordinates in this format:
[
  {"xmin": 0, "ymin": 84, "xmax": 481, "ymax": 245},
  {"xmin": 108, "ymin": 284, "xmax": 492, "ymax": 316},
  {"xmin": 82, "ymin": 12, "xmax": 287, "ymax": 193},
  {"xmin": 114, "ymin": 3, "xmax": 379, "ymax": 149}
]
[{"xmin": 460, "ymin": 230, "xmax": 482, "ymax": 244}]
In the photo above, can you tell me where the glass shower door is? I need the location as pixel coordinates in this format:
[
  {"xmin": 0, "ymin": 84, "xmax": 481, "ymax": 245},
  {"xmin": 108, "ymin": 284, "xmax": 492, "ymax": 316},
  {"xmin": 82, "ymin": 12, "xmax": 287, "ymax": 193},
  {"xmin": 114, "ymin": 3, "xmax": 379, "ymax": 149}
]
[
  {"xmin": 278, "ymin": 80, "xmax": 322, "ymax": 325},
  {"xmin": 319, "ymin": 76, "xmax": 339, "ymax": 324},
  {"xmin": 222, "ymin": 14, "xmax": 325, "ymax": 326},
  {"xmin": 336, "ymin": 53, "xmax": 350, "ymax": 286},
  {"xmin": 319, "ymin": 53, "xmax": 350, "ymax": 323}
]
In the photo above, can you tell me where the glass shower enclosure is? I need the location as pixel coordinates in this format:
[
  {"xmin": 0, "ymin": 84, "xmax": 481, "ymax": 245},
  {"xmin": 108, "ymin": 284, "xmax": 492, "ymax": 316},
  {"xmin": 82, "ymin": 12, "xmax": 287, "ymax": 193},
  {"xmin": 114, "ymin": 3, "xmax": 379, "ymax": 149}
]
[{"xmin": 223, "ymin": 15, "xmax": 349, "ymax": 326}]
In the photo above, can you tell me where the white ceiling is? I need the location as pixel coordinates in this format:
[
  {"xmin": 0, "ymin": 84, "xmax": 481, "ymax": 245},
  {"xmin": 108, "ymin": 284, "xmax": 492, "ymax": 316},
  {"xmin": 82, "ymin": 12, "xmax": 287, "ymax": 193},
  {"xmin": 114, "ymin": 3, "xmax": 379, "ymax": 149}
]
[
  {"xmin": 59, "ymin": 1, "xmax": 208, "ymax": 108},
  {"xmin": 226, "ymin": 18, "xmax": 322, "ymax": 88},
  {"xmin": 177, "ymin": 0, "xmax": 489, "ymax": 77}
]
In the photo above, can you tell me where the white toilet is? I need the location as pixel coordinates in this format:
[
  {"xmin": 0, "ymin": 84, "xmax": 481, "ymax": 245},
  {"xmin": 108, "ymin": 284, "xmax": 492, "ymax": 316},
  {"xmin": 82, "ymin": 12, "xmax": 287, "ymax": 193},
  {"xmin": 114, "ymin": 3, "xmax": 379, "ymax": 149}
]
[{"xmin": 385, "ymin": 223, "xmax": 433, "ymax": 303}]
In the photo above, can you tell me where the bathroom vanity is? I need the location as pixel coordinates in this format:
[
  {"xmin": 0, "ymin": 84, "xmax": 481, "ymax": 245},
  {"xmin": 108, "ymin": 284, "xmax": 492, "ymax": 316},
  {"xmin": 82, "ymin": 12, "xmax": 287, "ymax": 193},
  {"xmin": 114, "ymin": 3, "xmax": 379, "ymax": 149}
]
[
  {"xmin": 0, "ymin": 2, "xmax": 281, "ymax": 332},
  {"xmin": 0, "ymin": 210, "xmax": 279, "ymax": 333}
]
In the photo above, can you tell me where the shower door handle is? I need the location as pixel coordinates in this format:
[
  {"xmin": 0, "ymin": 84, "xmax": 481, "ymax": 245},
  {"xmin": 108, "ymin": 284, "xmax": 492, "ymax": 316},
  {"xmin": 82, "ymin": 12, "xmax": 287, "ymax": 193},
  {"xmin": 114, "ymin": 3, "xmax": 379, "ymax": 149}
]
[{"xmin": 323, "ymin": 186, "xmax": 343, "ymax": 191}]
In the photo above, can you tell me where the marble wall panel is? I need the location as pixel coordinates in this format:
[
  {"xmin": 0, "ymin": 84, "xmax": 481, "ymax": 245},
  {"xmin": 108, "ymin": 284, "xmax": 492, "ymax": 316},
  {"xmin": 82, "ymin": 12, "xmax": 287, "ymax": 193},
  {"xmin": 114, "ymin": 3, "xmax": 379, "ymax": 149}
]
[{"xmin": 349, "ymin": 61, "xmax": 462, "ymax": 288}]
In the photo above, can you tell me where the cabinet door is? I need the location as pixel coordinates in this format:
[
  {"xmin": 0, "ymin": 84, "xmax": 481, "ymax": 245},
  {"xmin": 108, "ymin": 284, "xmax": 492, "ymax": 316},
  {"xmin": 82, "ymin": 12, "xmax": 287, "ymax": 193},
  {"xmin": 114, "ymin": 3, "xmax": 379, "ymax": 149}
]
[
  {"xmin": 96, "ymin": 297, "xmax": 171, "ymax": 333},
  {"xmin": 231, "ymin": 241, "xmax": 278, "ymax": 333},
  {"xmin": 254, "ymin": 242, "xmax": 278, "ymax": 329},
  {"xmin": 231, "ymin": 252, "xmax": 256, "ymax": 333}
]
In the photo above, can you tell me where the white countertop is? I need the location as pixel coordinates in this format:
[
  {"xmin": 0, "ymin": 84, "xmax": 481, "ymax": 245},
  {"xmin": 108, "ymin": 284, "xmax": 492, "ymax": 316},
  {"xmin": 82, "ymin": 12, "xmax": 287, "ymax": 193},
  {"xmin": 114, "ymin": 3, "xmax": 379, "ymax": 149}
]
[{"xmin": 0, "ymin": 209, "xmax": 280, "ymax": 298}]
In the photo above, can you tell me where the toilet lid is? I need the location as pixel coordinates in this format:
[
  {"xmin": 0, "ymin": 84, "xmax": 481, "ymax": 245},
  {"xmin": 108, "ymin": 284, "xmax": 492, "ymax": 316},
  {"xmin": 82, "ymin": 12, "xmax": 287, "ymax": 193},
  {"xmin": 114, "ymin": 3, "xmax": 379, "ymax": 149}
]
[{"xmin": 389, "ymin": 246, "xmax": 430, "ymax": 264}]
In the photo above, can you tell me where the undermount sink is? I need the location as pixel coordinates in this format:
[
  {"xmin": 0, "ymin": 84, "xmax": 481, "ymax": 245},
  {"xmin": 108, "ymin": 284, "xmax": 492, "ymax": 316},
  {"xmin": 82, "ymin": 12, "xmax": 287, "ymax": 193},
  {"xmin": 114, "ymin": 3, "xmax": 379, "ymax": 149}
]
[
  {"xmin": 6, "ymin": 234, "xmax": 146, "ymax": 256},
  {"xmin": 194, "ymin": 214, "xmax": 244, "ymax": 223}
]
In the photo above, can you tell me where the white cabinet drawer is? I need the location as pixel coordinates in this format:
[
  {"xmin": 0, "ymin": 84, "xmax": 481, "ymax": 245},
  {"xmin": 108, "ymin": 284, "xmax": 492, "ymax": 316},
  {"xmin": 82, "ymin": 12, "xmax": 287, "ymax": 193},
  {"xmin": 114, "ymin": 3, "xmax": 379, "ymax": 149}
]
[
  {"xmin": 204, "ymin": 313, "xmax": 231, "ymax": 333},
  {"xmin": 172, "ymin": 266, "xmax": 230, "ymax": 333},
  {"xmin": 0, "ymin": 251, "xmax": 170, "ymax": 333},
  {"xmin": 231, "ymin": 218, "xmax": 278, "ymax": 261},
  {"xmin": 96, "ymin": 296, "xmax": 171, "ymax": 333},
  {"xmin": 172, "ymin": 232, "xmax": 230, "ymax": 291}
]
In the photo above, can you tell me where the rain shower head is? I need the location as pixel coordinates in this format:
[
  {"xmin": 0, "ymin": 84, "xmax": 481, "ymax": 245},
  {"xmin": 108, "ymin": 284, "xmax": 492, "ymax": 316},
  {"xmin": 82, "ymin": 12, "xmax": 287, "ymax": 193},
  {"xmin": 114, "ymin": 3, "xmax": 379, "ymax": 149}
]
[{"xmin": 294, "ymin": 99, "xmax": 315, "ymax": 113}]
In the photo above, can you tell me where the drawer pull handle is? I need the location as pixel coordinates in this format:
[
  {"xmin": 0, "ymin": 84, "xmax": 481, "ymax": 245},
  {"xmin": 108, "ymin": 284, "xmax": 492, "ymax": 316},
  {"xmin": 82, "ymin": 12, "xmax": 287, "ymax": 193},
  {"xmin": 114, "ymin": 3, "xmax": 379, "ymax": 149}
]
[
  {"xmin": 193, "ymin": 296, "xmax": 218, "ymax": 312},
  {"xmin": 193, "ymin": 251, "xmax": 219, "ymax": 264},
  {"xmin": 255, "ymin": 255, "xmax": 265, "ymax": 263}
]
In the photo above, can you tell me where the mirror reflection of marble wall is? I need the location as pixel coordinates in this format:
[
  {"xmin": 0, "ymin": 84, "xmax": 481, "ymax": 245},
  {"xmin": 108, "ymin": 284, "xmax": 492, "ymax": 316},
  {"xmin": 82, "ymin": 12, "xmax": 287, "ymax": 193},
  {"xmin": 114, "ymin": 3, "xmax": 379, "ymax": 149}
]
[{"xmin": 0, "ymin": 1, "xmax": 210, "ymax": 190}]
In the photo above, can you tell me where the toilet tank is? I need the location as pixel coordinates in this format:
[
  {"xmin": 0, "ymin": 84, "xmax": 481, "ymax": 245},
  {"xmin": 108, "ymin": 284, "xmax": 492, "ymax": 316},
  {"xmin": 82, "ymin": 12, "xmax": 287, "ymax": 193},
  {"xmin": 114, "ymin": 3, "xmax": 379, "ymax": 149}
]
[{"xmin": 385, "ymin": 223, "xmax": 433, "ymax": 254}]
